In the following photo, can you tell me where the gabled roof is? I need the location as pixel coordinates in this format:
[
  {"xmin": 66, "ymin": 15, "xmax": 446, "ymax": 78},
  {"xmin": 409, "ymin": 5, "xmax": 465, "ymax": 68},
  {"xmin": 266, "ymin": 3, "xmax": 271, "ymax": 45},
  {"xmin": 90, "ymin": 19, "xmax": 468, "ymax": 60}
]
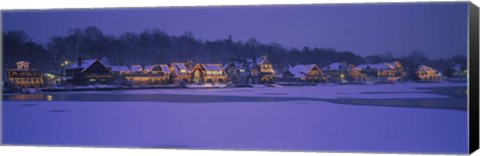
[
  {"xmin": 201, "ymin": 64, "xmax": 224, "ymax": 71},
  {"xmin": 286, "ymin": 64, "xmax": 318, "ymax": 78},
  {"xmin": 66, "ymin": 59, "xmax": 110, "ymax": 73},
  {"xmin": 384, "ymin": 62, "xmax": 396, "ymax": 69},
  {"xmin": 418, "ymin": 65, "xmax": 437, "ymax": 72},
  {"xmin": 174, "ymin": 63, "xmax": 187, "ymax": 70},
  {"xmin": 160, "ymin": 65, "xmax": 171, "ymax": 73},
  {"xmin": 131, "ymin": 65, "xmax": 143, "ymax": 72},
  {"xmin": 144, "ymin": 65, "xmax": 156, "ymax": 71},
  {"xmin": 322, "ymin": 62, "xmax": 350, "ymax": 70},
  {"xmin": 171, "ymin": 62, "xmax": 190, "ymax": 75},
  {"xmin": 143, "ymin": 64, "xmax": 171, "ymax": 73},
  {"xmin": 246, "ymin": 55, "xmax": 270, "ymax": 65}
]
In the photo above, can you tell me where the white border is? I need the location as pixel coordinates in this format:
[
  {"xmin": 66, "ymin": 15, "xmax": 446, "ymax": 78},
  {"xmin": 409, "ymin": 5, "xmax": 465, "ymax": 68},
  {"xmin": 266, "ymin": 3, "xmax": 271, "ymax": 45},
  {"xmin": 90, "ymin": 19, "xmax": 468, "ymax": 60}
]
[{"xmin": 1, "ymin": 0, "xmax": 478, "ymax": 156}]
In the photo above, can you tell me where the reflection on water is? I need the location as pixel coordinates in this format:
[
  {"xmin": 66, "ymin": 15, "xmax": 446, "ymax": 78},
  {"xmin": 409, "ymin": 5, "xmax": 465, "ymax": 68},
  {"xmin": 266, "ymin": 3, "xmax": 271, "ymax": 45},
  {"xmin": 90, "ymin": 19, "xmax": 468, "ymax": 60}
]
[{"xmin": 6, "ymin": 94, "xmax": 45, "ymax": 101}]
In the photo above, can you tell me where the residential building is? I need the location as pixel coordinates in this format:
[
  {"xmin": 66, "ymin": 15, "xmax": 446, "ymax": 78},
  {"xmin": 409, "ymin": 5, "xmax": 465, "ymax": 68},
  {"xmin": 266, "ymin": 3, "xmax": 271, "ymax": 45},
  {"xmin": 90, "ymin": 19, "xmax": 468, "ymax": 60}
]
[
  {"xmin": 416, "ymin": 65, "xmax": 440, "ymax": 81},
  {"xmin": 64, "ymin": 58, "xmax": 113, "ymax": 85},
  {"xmin": 127, "ymin": 64, "xmax": 171, "ymax": 85},
  {"xmin": 224, "ymin": 58, "xmax": 249, "ymax": 84},
  {"xmin": 170, "ymin": 61, "xmax": 194, "ymax": 83},
  {"xmin": 191, "ymin": 64, "xmax": 228, "ymax": 84},
  {"xmin": 280, "ymin": 64, "xmax": 324, "ymax": 83},
  {"xmin": 322, "ymin": 62, "xmax": 366, "ymax": 83},
  {"xmin": 357, "ymin": 61, "xmax": 407, "ymax": 82},
  {"xmin": 246, "ymin": 55, "xmax": 276, "ymax": 84}
]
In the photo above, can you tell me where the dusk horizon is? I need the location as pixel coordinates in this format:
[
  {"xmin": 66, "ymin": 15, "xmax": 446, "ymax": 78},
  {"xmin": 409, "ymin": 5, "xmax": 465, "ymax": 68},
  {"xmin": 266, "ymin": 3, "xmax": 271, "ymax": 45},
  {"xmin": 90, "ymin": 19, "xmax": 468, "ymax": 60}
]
[{"xmin": 2, "ymin": 2, "xmax": 469, "ymax": 59}]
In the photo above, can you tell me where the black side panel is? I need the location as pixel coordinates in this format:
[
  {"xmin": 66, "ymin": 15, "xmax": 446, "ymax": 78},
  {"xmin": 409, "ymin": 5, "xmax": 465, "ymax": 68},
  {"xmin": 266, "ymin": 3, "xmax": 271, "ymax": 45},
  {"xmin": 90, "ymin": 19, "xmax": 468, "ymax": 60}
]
[{"xmin": 469, "ymin": 2, "xmax": 479, "ymax": 154}]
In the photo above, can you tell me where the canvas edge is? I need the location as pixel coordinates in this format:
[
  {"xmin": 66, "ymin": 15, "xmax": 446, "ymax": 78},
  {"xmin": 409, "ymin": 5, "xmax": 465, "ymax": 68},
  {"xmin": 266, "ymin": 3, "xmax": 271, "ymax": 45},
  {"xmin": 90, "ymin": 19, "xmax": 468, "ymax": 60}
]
[{"xmin": 468, "ymin": 1, "xmax": 479, "ymax": 154}]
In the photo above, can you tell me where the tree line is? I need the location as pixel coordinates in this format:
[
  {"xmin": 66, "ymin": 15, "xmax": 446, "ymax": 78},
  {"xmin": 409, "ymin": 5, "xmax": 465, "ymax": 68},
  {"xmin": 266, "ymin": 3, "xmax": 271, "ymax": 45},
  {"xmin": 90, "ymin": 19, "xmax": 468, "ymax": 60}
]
[{"xmin": 3, "ymin": 26, "xmax": 467, "ymax": 77}]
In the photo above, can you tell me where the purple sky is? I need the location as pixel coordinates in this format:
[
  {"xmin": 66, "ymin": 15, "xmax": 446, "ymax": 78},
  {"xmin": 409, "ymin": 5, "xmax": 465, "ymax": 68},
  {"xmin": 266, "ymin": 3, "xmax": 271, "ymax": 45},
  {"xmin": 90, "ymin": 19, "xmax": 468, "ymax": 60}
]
[{"xmin": 2, "ymin": 2, "xmax": 468, "ymax": 59}]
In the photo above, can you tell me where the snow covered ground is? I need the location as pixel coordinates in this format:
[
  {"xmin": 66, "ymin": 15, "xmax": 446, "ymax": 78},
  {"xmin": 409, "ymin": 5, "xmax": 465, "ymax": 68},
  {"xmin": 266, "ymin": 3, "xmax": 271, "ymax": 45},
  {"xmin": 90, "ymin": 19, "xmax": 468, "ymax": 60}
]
[
  {"xmin": 2, "ymin": 82, "xmax": 468, "ymax": 154},
  {"xmin": 58, "ymin": 82, "xmax": 467, "ymax": 99}
]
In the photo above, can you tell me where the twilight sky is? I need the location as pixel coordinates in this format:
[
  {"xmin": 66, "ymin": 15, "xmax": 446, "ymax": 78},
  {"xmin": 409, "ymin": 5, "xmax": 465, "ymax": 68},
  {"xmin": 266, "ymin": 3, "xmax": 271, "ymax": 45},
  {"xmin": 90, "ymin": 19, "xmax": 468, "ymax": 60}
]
[{"xmin": 2, "ymin": 2, "xmax": 468, "ymax": 59}]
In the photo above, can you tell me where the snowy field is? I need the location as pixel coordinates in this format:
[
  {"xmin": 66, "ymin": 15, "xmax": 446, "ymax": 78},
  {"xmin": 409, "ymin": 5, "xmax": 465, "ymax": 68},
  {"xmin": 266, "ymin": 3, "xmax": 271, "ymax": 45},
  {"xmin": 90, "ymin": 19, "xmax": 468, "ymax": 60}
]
[
  {"xmin": 2, "ymin": 82, "xmax": 469, "ymax": 154},
  {"xmin": 59, "ymin": 82, "xmax": 466, "ymax": 99}
]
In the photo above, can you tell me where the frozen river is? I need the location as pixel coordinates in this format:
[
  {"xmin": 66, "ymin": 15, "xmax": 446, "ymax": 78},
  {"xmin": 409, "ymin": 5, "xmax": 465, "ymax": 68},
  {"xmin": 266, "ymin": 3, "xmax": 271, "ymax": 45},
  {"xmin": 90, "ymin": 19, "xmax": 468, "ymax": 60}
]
[{"xmin": 2, "ymin": 82, "xmax": 469, "ymax": 154}]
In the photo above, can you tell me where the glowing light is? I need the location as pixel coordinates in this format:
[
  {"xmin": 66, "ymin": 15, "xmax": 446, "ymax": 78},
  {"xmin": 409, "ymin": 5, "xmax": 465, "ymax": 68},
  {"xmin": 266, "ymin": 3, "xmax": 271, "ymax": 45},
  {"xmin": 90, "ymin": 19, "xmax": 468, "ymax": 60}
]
[
  {"xmin": 340, "ymin": 74, "xmax": 345, "ymax": 78},
  {"xmin": 47, "ymin": 95, "xmax": 53, "ymax": 101},
  {"xmin": 64, "ymin": 60, "xmax": 69, "ymax": 65}
]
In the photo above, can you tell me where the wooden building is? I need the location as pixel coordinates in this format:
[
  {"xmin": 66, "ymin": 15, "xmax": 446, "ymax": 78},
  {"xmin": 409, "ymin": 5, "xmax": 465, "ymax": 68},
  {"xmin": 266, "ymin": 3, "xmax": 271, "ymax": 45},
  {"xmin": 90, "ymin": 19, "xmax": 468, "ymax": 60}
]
[
  {"xmin": 191, "ymin": 64, "xmax": 228, "ymax": 84},
  {"xmin": 246, "ymin": 55, "xmax": 276, "ymax": 84},
  {"xmin": 126, "ymin": 64, "xmax": 170, "ymax": 85},
  {"xmin": 321, "ymin": 62, "xmax": 366, "ymax": 83},
  {"xmin": 170, "ymin": 61, "xmax": 194, "ymax": 83},
  {"xmin": 357, "ymin": 61, "xmax": 407, "ymax": 82},
  {"xmin": 110, "ymin": 64, "xmax": 171, "ymax": 85},
  {"xmin": 280, "ymin": 64, "xmax": 324, "ymax": 83},
  {"xmin": 224, "ymin": 59, "xmax": 249, "ymax": 84},
  {"xmin": 64, "ymin": 58, "xmax": 113, "ymax": 85},
  {"xmin": 416, "ymin": 65, "xmax": 440, "ymax": 81},
  {"xmin": 6, "ymin": 61, "xmax": 44, "ymax": 88}
]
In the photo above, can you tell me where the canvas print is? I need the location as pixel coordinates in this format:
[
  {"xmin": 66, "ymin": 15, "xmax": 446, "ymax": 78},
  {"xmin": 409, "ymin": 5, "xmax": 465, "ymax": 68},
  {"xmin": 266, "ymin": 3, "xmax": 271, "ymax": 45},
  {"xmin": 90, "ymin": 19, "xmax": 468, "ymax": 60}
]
[{"xmin": 1, "ymin": 2, "xmax": 473, "ymax": 154}]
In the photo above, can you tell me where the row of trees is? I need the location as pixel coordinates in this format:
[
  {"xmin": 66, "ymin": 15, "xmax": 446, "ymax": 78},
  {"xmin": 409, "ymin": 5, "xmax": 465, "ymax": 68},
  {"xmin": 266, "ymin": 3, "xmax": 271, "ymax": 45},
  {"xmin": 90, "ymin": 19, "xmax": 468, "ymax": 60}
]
[{"xmin": 3, "ymin": 27, "xmax": 467, "ymax": 75}]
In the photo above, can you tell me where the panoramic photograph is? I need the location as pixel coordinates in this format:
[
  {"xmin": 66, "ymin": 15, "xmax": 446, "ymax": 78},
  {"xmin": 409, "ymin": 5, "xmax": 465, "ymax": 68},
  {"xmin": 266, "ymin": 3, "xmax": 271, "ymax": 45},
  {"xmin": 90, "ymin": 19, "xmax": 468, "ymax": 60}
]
[{"xmin": 2, "ymin": 2, "xmax": 470, "ymax": 154}]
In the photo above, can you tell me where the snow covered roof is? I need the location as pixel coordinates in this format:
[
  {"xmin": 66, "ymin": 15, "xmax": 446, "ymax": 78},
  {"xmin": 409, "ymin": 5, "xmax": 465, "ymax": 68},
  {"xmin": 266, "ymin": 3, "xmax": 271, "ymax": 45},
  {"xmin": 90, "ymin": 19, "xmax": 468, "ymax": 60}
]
[
  {"xmin": 246, "ymin": 55, "xmax": 270, "ymax": 65},
  {"xmin": 202, "ymin": 64, "xmax": 224, "ymax": 71},
  {"xmin": 142, "ymin": 64, "xmax": 171, "ymax": 73},
  {"xmin": 66, "ymin": 59, "xmax": 110, "ymax": 72},
  {"xmin": 111, "ymin": 66, "xmax": 130, "ymax": 72},
  {"xmin": 384, "ymin": 62, "xmax": 396, "ymax": 69},
  {"xmin": 418, "ymin": 65, "xmax": 437, "ymax": 72},
  {"xmin": 286, "ymin": 64, "xmax": 318, "ymax": 78},
  {"xmin": 175, "ymin": 63, "xmax": 187, "ymax": 70},
  {"xmin": 171, "ymin": 63, "xmax": 190, "ymax": 75},
  {"xmin": 131, "ymin": 65, "xmax": 143, "ymax": 72},
  {"xmin": 160, "ymin": 65, "xmax": 170, "ymax": 73},
  {"xmin": 144, "ymin": 65, "xmax": 155, "ymax": 71},
  {"xmin": 322, "ymin": 62, "xmax": 349, "ymax": 70}
]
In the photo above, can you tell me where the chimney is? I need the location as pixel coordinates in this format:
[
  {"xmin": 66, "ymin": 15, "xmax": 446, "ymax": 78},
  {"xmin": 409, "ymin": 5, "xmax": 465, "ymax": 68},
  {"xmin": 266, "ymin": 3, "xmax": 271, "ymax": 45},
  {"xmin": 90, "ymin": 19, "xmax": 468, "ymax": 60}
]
[
  {"xmin": 253, "ymin": 56, "xmax": 257, "ymax": 65},
  {"xmin": 77, "ymin": 57, "xmax": 82, "ymax": 67},
  {"xmin": 141, "ymin": 64, "xmax": 145, "ymax": 72},
  {"xmin": 237, "ymin": 55, "xmax": 241, "ymax": 61}
]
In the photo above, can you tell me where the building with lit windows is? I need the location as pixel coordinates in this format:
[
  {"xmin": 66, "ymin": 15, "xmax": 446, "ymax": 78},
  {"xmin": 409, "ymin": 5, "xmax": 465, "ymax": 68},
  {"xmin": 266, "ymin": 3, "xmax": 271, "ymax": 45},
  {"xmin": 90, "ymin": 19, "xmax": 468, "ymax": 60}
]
[
  {"xmin": 191, "ymin": 64, "xmax": 228, "ymax": 84},
  {"xmin": 6, "ymin": 61, "xmax": 44, "ymax": 88},
  {"xmin": 64, "ymin": 58, "xmax": 113, "ymax": 85}
]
